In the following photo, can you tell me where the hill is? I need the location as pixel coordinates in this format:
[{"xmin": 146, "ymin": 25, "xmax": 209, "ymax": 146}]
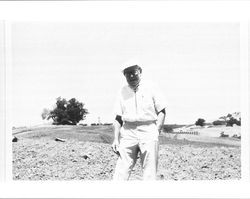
[
  {"xmin": 12, "ymin": 125, "xmax": 241, "ymax": 181},
  {"xmin": 13, "ymin": 124, "xmax": 240, "ymax": 147},
  {"xmin": 13, "ymin": 125, "xmax": 114, "ymax": 144}
]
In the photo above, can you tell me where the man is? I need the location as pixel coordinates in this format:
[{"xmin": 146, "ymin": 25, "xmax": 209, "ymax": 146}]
[{"xmin": 112, "ymin": 61, "xmax": 166, "ymax": 180}]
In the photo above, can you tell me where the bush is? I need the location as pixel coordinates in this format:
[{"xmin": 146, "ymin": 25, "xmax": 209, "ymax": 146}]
[
  {"xmin": 79, "ymin": 124, "xmax": 88, "ymax": 126},
  {"xmin": 195, "ymin": 118, "xmax": 205, "ymax": 126},
  {"xmin": 220, "ymin": 132, "xmax": 229, "ymax": 137},
  {"xmin": 43, "ymin": 97, "xmax": 88, "ymax": 125},
  {"xmin": 162, "ymin": 125, "xmax": 173, "ymax": 133},
  {"xmin": 226, "ymin": 117, "xmax": 241, "ymax": 126},
  {"xmin": 212, "ymin": 120, "xmax": 226, "ymax": 126},
  {"xmin": 103, "ymin": 123, "xmax": 113, "ymax": 126}
]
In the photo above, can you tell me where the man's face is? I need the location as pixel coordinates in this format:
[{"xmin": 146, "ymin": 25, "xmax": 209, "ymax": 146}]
[{"xmin": 124, "ymin": 67, "xmax": 141, "ymax": 87}]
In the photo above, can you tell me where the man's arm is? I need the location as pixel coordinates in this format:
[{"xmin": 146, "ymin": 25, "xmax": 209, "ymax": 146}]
[
  {"xmin": 112, "ymin": 115, "xmax": 122, "ymax": 153},
  {"xmin": 156, "ymin": 108, "xmax": 166, "ymax": 134}
]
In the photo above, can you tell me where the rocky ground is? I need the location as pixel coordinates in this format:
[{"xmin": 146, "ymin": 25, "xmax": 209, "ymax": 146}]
[{"xmin": 12, "ymin": 126, "xmax": 241, "ymax": 180}]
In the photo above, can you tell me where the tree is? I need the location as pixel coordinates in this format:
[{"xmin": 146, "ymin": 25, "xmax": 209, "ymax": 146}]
[
  {"xmin": 195, "ymin": 118, "xmax": 205, "ymax": 126},
  {"xmin": 219, "ymin": 116, "xmax": 227, "ymax": 122},
  {"xmin": 226, "ymin": 117, "xmax": 241, "ymax": 126},
  {"xmin": 66, "ymin": 98, "xmax": 88, "ymax": 125},
  {"xmin": 212, "ymin": 120, "xmax": 226, "ymax": 126},
  {"xmin": 43, "ymin": 97, "xmax": 88, "ymax": 125}
]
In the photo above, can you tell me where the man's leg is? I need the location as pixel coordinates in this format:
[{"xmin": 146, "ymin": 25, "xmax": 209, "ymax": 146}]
[
  {"xmin": 113, "ymin": 140, "xmax": 139, "ymax": 180},
  {"xmin": 139, "ymin": 140, "xmax": 159, "ymax": 180}
]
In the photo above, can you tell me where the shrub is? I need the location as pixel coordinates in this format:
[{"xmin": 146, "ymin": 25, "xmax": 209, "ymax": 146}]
[
  {"xmin": 195, "ymin": 118, "xmax": 205, "ymax": 126},
  {"xmin": 226, "ymin": 117, "xmax": 241, "ymax": 126},
  {"xmin": 79, "ymin": 124, "xmax": 88, "ymax": 126},
  {"xmin": 220, "ymin": 131, "xmax": 229, "ymax": 137},
  {"xmin": 162, "ymin": 125, "xmax": 173, "ymax": 133},
  {"xmin": 212, "ymin": 120, "xmax": 226, "ymax": 126},
  {"xmin": 104, "ymin": 123, "xmax": 113, "ymax": 126}
]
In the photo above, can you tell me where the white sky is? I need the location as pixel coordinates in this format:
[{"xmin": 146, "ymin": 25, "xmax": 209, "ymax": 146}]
[{"xmin": 11, "ymin": 22, "xmax": 240, "ymax": 127}]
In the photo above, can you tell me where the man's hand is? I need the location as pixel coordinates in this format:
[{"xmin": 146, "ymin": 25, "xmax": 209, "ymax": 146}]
[
  {"xmin": 157, "ymin": 126, "xmax": 162, "ymax": 135},
  {"xmin": 112, "ymin": 139, "xmax": 120, "ymax": 155},
  {"xmin": 112, "ymin": 119, "xmax": 121, "ymax": 155}
]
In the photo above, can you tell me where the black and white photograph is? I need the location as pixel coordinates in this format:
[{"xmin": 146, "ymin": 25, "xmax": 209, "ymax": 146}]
[
  {"xmin": 10, "ymin": 22, "xmax": 242, "ymax": 181},
  {"xmin": 0, "ymin": 1, "xmax": 250, "ymax": 198}
]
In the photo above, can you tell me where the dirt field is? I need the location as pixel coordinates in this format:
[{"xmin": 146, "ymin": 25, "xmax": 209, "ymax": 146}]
[{"xmin": 12, "ymin": 125, "xmax": 241, "ymax": 180}]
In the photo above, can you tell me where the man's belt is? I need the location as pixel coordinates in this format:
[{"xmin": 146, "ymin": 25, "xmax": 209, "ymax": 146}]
[{"xmin": 123, "ymin": 121, "xmax": 156, "ymax": 126}]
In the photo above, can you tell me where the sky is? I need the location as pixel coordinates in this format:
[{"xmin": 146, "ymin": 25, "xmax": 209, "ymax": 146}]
[{"xmin": 11, "ymin": 22, "xmax": 240, "ymax": 127}]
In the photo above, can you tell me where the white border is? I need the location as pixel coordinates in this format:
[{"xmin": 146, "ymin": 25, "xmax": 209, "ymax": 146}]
[
  {"xmin": 0, "ymin": 1, "xmax": 248, "ymax": 22},
  {"xmin": 0, "ymin": 1, "xmax": 249, "ymax": 198},
  {"xmin": 241, "ymin": 21, "xmax": 249, "ymax": 182},
  {"xmin": 5, "ymin": 21, "xmax": 12, "ymax": 183},
  {"xmin": 0, "ymin": 21, "xmax": 6, "ymax": 182}
]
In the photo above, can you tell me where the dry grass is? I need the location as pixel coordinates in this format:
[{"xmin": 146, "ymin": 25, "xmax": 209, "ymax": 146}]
[{"xmin": 13, "ymin": 124, "xmax": 240, "ymax": 147}]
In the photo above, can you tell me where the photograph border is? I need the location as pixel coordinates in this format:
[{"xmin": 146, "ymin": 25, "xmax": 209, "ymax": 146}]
[{"xmin": 0, "ymin": 1, "xmax": 250, "ymax": 198}]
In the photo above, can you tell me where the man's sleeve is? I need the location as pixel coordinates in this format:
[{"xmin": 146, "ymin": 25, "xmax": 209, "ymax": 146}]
[{"xmin": 152, "ymin": 83, "xmax": 167, "ymax": 114}]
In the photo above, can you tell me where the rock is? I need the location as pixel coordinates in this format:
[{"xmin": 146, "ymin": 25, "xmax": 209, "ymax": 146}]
[
  {"xmin": 55, "ymin": 137, "xmax": 66, "ymax": 142},
  {"xmin": 81, "ymin": 155, "xmax": 89, "ymax": 160},
  {"xmin": 201, "ymin": 165, "xmax": 209, "ymax": 169},
  {"xmin": 12, "ymin": 136, "xmax": 18, "ymax": 142}
]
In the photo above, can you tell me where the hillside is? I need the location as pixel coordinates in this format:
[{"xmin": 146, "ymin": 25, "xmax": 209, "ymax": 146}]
[
  {"xmin": 12, "ymin": 125, "xmax": 241, "ymax": 180},
  {"xmin": 13, "ymin": 124, "xmax": 240, "ymax": 147}
]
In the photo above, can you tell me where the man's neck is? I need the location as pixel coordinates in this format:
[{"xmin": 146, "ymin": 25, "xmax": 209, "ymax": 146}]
[{"xmin": 128, "ymin": 78, "xmax": 141, "ymax": 92}]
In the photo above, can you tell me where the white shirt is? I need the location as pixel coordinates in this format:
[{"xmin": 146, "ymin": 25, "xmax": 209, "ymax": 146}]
[{"xmin": 114, "ymin": 79, "xmax": 166, "ymax": 122}]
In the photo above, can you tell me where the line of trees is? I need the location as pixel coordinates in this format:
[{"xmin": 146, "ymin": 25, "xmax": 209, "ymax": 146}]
[
  {"xmin": 195, "ymin": 113, "xmax": 241, "ymax": 127},
  {"xmin": 42, "ymin": 98, "xmax": 241, "ymax": 128}
]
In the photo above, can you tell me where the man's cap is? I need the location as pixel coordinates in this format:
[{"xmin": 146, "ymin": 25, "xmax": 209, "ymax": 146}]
[{"xmin": 121, "ymin": 59, "xmax": 142, "ymax": 74}]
